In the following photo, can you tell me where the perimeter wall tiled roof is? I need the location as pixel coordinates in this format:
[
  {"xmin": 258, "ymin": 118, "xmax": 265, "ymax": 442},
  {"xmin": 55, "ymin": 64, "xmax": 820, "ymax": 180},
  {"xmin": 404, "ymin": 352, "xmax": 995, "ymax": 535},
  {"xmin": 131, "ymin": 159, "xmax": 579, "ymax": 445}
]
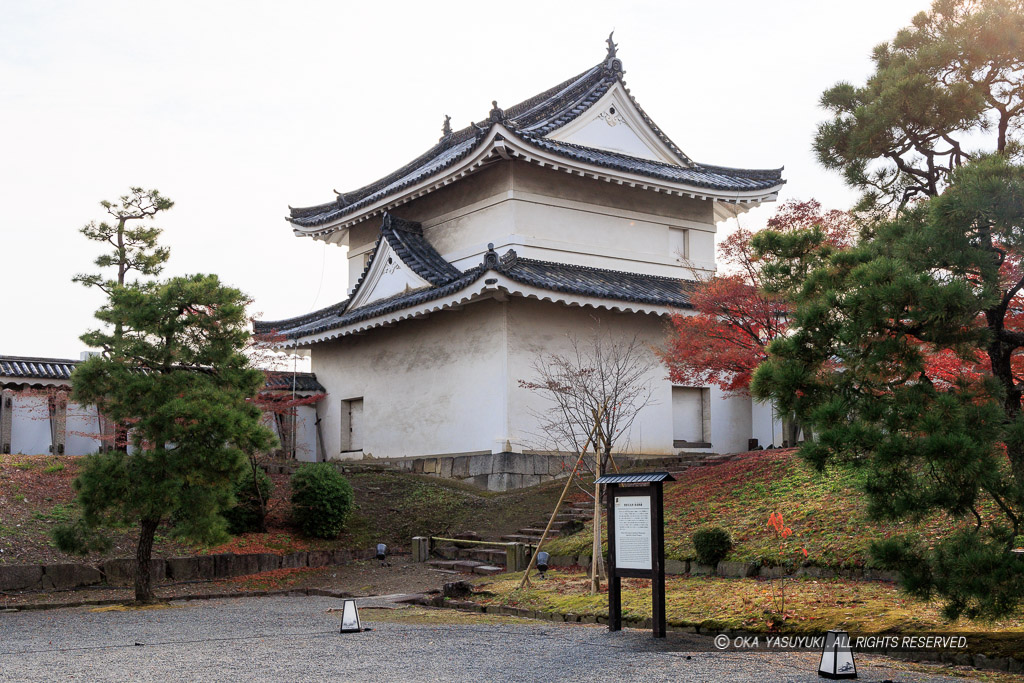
[
  {"xmin": 0, "ymin": 356, "xmax": 77, "ymax": 381},
  {"xmin": 0, "ymin": 355, "xmax": 326, "ymax": 393}
]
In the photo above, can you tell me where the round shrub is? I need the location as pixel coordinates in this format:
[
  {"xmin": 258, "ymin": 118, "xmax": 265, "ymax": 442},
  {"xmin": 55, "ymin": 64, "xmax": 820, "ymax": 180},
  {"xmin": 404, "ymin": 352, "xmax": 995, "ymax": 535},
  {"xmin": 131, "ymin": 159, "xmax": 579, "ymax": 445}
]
[
  {"xmin": 290, "ymin": 463, "xmax": 354, "ymax": 539},
  {"xmin": 693, "ymin": 526, "xmax": 733, "ymax": 566},
  {"xmin": 223, "ymin": 466, "xmax": 274, "ymax": 535}
]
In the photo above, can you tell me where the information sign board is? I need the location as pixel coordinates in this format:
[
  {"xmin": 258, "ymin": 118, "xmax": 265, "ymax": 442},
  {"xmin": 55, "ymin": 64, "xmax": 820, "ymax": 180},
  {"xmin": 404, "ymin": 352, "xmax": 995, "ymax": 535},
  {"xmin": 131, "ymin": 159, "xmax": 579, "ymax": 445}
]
[{"xmin": 613, "ymin": 495, "xmax": 652, "ymax": 570}]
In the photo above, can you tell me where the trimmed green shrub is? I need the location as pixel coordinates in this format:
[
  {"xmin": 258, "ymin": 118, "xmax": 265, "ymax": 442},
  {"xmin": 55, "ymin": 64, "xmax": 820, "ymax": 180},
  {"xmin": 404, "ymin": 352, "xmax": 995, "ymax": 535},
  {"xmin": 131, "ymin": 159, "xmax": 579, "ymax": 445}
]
[
  {"xmin": 693, "ymin": 526, "xmax": 733, "ymax": 566},
  {"xmin": 224, "ymin": 466, "xmax": 274, "ymax": 534},
  {"xmin": 290, "ymin": 463, "xmax": 354, "ymax": 539}
]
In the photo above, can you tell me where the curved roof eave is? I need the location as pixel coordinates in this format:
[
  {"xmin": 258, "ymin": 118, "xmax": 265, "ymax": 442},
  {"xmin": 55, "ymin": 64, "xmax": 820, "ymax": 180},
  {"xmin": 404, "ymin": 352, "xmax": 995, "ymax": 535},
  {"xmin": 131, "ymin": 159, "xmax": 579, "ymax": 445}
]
[{"xmin": 290, "ymin": 125, "xmax": 785, "ymax": 239}]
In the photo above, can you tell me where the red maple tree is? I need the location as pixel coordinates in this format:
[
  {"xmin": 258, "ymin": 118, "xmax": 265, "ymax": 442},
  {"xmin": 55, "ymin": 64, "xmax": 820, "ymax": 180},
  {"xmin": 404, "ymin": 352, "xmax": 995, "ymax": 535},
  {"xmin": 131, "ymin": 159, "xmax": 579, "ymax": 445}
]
[{"xmin": 661, "ymin": 199, "xmax": 856, "ymax": 394}]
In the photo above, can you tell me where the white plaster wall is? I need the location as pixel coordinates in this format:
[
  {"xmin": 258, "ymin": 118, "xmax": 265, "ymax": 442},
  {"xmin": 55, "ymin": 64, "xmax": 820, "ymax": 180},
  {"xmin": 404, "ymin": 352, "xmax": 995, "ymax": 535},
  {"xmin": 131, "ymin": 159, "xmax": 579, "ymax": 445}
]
[
  {"xmin": 434, "ymin": 196, "xmax": 717, "ymax": 278},
  {"xmin": 294, "ymin": 404, "xmax": 318, "ymax": 462},
  {"xmin": 504, "ymin": 300, "xmax": 758, "ymax": 457},
  {"xmin": 708, "ymin": 387, "xmax": 753, "ymax": 455},
  {"xmin": 312, "ymin": 300, "xmax": 507, "ymax": 460},
  {"xmin": 10, "ymin": 394, "xmax": 51, "ymax": 455},
  {"xmin": 65, "ymin": 402, "xmax": 101, "ymax": 455},
  {"xmin": 428, "ymin": 201, "xmax": 518, "ymax": 267},
  {"xmin": 504, "ymin": 299, "xmax": 677, "ymax": 456},
  {"xmin": 751, "ymin": 399, "xmax": 784, "ymax": 450},
  {"xmin": 688, "ymin": 230, "xmax": 716, "ymax": 269}
]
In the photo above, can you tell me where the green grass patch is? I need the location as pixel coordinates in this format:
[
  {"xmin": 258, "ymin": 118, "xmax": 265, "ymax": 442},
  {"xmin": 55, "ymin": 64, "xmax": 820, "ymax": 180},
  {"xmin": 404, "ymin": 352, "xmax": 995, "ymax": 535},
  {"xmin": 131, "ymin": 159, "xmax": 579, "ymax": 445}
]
[
  {"xmin": 32, "ymin": 503, "xmax": 73, "ymax": 523},
  {"xmin": 473, "ymin": 570, "xmax": 1024, "ymax": 658},
  {"xmin": 43, "ymin": 461, "xmax": 65, "ymax": 474}
]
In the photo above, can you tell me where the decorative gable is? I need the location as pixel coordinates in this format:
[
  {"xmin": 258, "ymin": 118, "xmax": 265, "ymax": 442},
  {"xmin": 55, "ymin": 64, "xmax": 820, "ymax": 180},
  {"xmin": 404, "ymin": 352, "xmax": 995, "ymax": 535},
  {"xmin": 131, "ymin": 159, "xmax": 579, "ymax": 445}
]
[
  {"xmin": 347, "ymin": 236, "xmax": 432, "ymax": 311},
  {"xmin": 544, "ymin": 83, "xmax": 685, "ymax": 166}
]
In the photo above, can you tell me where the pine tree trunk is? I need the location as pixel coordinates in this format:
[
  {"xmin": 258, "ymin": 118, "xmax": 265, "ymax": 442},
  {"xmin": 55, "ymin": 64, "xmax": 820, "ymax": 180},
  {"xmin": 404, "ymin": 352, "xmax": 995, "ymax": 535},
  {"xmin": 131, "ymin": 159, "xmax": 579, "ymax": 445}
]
[{"xmin": 135, "ymin": 518, "xmax": 160, "ymax": 603}]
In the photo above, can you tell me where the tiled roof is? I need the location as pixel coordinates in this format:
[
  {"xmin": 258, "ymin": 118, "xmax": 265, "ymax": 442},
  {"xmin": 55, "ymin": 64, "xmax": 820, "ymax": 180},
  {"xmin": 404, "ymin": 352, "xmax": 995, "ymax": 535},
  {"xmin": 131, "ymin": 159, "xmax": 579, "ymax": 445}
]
[
  {"xmin": 255, "ymin": 268, "xmax": 488, "ymax": 340},
  {"xmin": 351, "ymin": 214, "xmax": 462, "ymax": 294},
  {"xmin": 256, "ymin": 245, "xmax": 695, "ymax": 342},
  {"xmin": 287, "ymin": 51, "xmax": 782, "ymax": 229},
  {"xmin": 501, "ymin": 256, "xmax": 696, "ymax": 308},
  {"xmin": 0, "ymin": 355, "xmax": 325, "ymax": 393},
  {"xmin": 595, "ymin": 472, "xmax": 676, "ymax": 484},
  {"xmin": 519, "ymin": 135, "xmax": 782, "ymax": 192},
  {"xmin": 261, "ymin": 372, "xmax": 327, "ymax": 394},
  {"xmin": 0, "ymin": 356, "xmax": 77, "ymax": 380}
]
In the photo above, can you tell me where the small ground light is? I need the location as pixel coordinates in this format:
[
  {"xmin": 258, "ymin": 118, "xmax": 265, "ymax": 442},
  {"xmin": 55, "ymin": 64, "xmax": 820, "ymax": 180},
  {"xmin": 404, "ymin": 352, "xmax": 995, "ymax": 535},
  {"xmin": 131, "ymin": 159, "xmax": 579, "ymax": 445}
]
[
  {"xmin": 536, "ymin": 551, "xmax": 549, "ymax": 579},
  {"xmin": 376, "ymin": 543, "xmax": 390, "ymax": 567},
  {"xmin": 339, "ymin": 599, "xmax": 362, "ymax": 633},
  {"xmin": 818, "ymin": 629, "xmax": 856, "ymax": 679}
]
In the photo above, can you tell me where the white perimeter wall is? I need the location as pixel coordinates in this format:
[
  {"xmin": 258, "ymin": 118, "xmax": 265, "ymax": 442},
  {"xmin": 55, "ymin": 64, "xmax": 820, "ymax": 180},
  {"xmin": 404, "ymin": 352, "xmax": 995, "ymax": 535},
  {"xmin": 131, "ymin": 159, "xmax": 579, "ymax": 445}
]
[
  {"xmin": 709, "ymin": 386, "xmax": 753, "ymax": 455},
  {"xmin": 65, "ymin": 402, "xmax": 101, "ymax": 455},
  {"xmin": 9, "ymin": 394, "xmax": 51, "ymax": 455},
  {"xmin": 751, "ymin": 399, "xmax": 785, "ymax": 450},
  {"xmin": 295, "ymin": 404, "xmax": 318, "ymax": 462}
]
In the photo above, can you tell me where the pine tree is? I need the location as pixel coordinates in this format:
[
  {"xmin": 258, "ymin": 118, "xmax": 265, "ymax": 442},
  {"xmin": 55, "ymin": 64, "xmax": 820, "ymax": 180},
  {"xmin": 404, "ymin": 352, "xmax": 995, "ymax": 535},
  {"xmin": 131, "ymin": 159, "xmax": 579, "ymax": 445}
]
[
  {"xmin": 752, "ymin": 0, "xmax": 1024, "ymax": 619},
  {"xmin": 57, "ymin": 274, "xmax": 275, "ymax": 602},
  {"xmin": 73, "ymin": 187, "xmax": 173, "ymax": 292},
  {"xmin": 815, "ymin": 0, "xmax": 1024, "ymax": 212}
]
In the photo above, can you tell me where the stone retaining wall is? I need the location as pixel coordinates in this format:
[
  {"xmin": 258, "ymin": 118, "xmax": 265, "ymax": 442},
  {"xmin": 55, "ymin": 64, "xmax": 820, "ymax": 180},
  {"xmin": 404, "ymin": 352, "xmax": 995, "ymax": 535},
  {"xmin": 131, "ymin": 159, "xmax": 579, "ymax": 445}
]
[
  {"xmin": 387, "ymin": 452, "xmax": 692, "ymax": 491},
  {"xmin": 544, "ymin": 554, "xmax": 899, "ymax": 581},
  {"xmin": 0, "ymin": 549, "xmax": 375, "ymax": 593}
]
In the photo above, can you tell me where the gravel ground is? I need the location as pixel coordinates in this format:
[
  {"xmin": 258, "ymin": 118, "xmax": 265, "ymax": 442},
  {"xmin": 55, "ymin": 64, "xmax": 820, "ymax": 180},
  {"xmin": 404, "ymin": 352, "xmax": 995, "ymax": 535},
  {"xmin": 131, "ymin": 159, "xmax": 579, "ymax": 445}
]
[{"xmin": 0, "ymin": 595, "xmax": 975, "ymax": 682}]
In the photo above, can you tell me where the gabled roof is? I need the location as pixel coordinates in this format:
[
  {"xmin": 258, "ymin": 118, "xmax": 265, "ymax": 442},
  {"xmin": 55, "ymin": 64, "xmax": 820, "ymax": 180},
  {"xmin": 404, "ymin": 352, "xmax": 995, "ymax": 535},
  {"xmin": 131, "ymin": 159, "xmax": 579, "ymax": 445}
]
[
  {"xmin": 349, "ymin": 214, "xmax": 462, "ymax": 296},
  {"xmin": 287, "ymin": 44, "xmax": 784, "ymax": 234},
  {"xmin": 0, "ymin": 355, "xmax": 326, "ymax": 394}
]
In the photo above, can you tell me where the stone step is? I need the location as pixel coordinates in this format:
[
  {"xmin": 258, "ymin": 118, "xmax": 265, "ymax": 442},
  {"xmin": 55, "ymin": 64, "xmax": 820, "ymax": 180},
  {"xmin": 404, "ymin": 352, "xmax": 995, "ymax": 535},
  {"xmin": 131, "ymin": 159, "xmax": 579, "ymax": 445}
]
[
  {"xmin": 433, "ymin": 544, "xmax": 460, "ymax": 560},
  {"xmin": 518, "ymin": 528, "xmax": 559, "ymax": 537},
  {"xmin": 453, "ymin": 560, "xmax": 485, "ymax": 572},
  {"xmin": 427, "ymin": 559, "xmax": 461, "ymax": 570},
  {"xmin": 501, "ymin": 534, "xmax": 541, "ymax": 544},
  {"xmin": 472, "ymin": 565, "xmax": 505, "ymax": 576},
  {"xmin": 461, "ymin": 548, "xmax": 508, "ymax": 565}
]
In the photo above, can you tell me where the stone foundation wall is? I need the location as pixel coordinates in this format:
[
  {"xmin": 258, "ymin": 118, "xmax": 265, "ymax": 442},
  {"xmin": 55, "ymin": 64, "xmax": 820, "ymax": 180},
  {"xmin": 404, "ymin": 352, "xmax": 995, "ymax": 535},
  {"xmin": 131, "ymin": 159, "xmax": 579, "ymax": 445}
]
[{"xmin": 385, "ymin": 452, "xmax": 689, "ymax": 491}]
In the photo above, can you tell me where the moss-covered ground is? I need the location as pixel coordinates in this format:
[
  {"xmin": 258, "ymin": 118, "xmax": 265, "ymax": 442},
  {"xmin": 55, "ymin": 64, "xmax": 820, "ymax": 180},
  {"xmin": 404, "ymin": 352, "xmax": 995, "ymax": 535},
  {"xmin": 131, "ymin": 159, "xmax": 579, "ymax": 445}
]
[{"xmin": 472, "ymin": 570, "xmax": 1024, "ymax": 659}]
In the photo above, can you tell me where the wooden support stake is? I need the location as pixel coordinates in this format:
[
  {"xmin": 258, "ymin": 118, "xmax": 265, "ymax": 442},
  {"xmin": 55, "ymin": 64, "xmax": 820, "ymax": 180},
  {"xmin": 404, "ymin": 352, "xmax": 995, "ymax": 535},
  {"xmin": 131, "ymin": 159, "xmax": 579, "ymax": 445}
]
[{"xmin": 517, "ymin": 412, "xmax": 603, "ymax": 591}]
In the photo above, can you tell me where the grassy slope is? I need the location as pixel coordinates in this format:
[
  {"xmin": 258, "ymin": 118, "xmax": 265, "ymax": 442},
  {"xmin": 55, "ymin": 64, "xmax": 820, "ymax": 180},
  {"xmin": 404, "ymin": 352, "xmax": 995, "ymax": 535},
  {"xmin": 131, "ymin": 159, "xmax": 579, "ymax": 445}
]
[
  {"xmin": 545, "ymin": 449, "xmax": 959, "ymax": 569},
  {"xmin": 0, "ymin": 454, "xmax": 566, "ymax": 564}
]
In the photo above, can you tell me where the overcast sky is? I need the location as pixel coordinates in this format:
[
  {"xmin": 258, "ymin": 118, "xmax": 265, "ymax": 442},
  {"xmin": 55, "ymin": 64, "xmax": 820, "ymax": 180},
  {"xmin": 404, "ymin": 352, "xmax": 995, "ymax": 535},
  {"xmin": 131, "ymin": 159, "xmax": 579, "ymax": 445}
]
[{"xmin": 1, "ymin": 0, "xmax": 932, "ymax": 359}]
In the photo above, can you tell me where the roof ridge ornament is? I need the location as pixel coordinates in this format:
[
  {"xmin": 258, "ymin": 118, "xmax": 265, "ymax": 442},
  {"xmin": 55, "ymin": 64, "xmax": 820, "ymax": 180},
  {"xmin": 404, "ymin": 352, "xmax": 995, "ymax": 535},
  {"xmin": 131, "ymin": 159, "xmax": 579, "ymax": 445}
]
[
  {"xmin": 440, "ymin": 114, "xmax": 452, "ymax": 141},
  {"xmin": 499, "ymin": 248, "xmax": 518, "ymax": 268},
  {"xmin": 604, "ymin": 31, "xmax": 624, "ymax": 75},
  {"xmin": 381, "ymin": 212, "xmax": 423, "ymax": 235},
  {"xmin": 489, "ymin": 101, "xmax": 504, "ymax": 123},
  {"xmin": 483, "ymin": 242, "xmax": 499, "ymax": 268}
]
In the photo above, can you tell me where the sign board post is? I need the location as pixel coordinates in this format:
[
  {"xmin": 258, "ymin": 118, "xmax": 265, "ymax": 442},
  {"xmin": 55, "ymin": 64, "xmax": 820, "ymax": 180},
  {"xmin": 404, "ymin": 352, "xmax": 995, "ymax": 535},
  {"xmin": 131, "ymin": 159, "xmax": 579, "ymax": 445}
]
[{"xmin": 597, "ymin": 472, "xmax": 674, "ymax": 638}]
